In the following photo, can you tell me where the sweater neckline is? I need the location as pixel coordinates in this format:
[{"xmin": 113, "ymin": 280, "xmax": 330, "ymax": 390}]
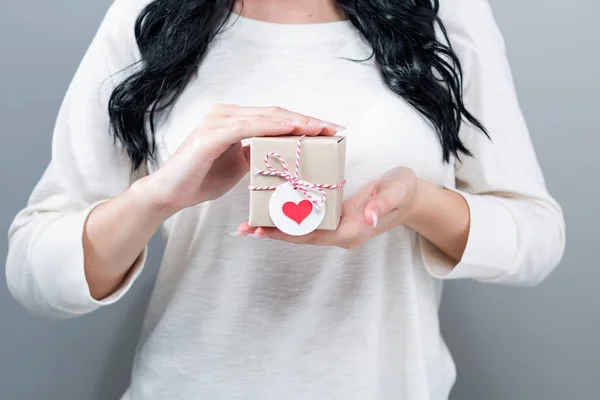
[{"xmin": 219, "ymin": 13, "xmax": 358, "ymax": 46}]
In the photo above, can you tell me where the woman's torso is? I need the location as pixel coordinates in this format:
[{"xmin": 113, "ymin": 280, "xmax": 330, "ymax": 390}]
[{"xmin": 125, "ymin": 15, "xmax": 456, "ymax": 400}]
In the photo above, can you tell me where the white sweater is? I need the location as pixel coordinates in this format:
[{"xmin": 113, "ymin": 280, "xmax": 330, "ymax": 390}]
[{"xmin": 6, "ymin": 0, "xmax": 565, "ymax": 399}]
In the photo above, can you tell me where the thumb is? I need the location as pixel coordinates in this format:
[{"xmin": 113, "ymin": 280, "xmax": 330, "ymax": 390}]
[{"xmin": 363, "ymin": 179, "xmax": 408, "ymax": 228}]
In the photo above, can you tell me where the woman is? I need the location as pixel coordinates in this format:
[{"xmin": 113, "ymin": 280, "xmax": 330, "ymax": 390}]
[{"xmin": 6, "ymin": 0, "xmax": 565, "ymax": 398}]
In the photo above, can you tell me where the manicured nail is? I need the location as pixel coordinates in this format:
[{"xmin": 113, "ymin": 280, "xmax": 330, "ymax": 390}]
[
  {"xmin": 229, "ymin": 231, "xmax": 246, "ymax": 237},
  {"xmin": 321, "ymin": 121, "xmax": 346, "ymax": 131},
  {"xmin": 280, "ymin": 120, "xmax": 298, "ymax": 127},
  {"xmin": 329, "ymin": 123, "xmax": 346, "ymax": 131},
  {"xmin": 371, "ymin": 212, "xmax": 378, "ymax": 228}
]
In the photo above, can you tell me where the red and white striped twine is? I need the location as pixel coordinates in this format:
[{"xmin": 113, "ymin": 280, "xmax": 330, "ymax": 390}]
[{"xmin": 248, "ymin": 135, "xmax": 346, "ymax": 205}]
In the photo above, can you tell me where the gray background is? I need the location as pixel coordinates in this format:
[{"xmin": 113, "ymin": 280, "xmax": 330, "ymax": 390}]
[{"xmin": 1, "ymin": 0, "xmax": 598, "ymax": 399}]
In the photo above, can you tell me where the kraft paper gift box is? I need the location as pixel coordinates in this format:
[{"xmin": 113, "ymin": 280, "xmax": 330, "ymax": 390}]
[{"xmin": 249, "ymin": 136, "xmax": 346, "ymax": 232}]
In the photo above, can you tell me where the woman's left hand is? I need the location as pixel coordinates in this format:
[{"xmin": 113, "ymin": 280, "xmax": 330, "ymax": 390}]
[{"xmin": 236, "ymin": 167, "xmax": 420, "ymax": 249}]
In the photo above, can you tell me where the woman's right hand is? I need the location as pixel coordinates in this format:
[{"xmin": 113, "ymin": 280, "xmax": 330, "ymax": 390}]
[
  {"xmin": 80, "ymin": 105, "xmax": 342, "ymax": 300},
  {"xmin": 140, "ymin": 104, "xmax": 344, "ymax": 214}
]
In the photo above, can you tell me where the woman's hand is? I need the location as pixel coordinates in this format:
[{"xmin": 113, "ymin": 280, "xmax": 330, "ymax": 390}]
[
  {"xmin": 237, "ymin": 166, "xmax": 470, "ymax": 262},
  {"xmin": 140, "ymin": 104, "xmax": 344, "ymax": 214},
  {"xmin": 236, "ymin": 167, "xmax": 420, "ymax": 249},
  {"xmin": 81, "ymin": 105, "xmax": 343, "ymax": 300}
]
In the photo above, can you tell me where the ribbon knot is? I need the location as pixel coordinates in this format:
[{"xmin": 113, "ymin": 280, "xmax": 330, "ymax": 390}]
[{"xmin": 249, "ymin": 135, "xmax": 346, "ymax": 205}]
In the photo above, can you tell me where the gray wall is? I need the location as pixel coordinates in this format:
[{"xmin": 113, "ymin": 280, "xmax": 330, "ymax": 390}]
[{"xmin": 0, "ymin": 1, "xmax": 597, "ymax": 399}]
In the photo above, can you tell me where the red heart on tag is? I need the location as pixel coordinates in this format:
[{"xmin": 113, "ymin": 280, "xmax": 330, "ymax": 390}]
[{"xmin": 282, "ymin": 200, "xmax": 313, "ymax": 225}]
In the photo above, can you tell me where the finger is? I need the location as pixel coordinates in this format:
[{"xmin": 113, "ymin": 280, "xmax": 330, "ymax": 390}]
[
  {"xmin": 225, "ymin": 105, "xmax": 346, "ymax": 135},
  {"xmin": 231, "ymin": 221, "xmax": 258, "ymax": 237},
  {"xmin": 216, "ymin": 115, "xmax": 326, "ymax": 135},
  {"xmin": 216, "ymin": 116, "xmax": 327, "ymax": 145},
  {"xmin": 256, "ymin": 227, "xmax": 334, "ymax": 245},
  {"xmin": 234, "ymin": 220, "xmax": 336, "ymax": 244},
  {"xmin": 233, "ymin": 223, "xmax": 314, "ymax": 241},
  {"xmin": 213, "ymin": 114, "xmax": 341, "ymax": 137},
  {"xmin": 363, "ymin": 180, "xmax": 409, "ymax": 227}
]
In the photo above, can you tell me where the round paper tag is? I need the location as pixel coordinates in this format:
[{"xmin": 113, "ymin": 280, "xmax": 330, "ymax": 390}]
[{"xmin": 269, "ymin": 182, "xmax": 325, "ymax": 236}]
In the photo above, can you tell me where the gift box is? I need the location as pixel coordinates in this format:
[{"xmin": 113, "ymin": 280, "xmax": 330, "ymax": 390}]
[{"xmin": 248, "ymin": 135, "xmax": 346, "ymax": 236}]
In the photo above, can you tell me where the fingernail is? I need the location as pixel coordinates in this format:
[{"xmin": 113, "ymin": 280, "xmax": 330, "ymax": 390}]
[
  {"xmin": 229, "ymin": 231, "xmax": 246, "ymax": 237},
  {"xmin": 248, "ymin": 233, "xmax": 265, "ymax": 239},
  {"xmin": 322, "ymin": 121, "xmax": 346, "ymax": 131},
  {"xmin": 371, "ymin": 212, "xmax": 378, "ymax": 228}
]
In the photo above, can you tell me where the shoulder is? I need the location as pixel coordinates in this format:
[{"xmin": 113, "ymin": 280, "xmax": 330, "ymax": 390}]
[
  {"xmin": 437, "ymin": 0, "xmax": 506, "ymax": 53},
  {"xmin": 106, "ymin": 0, "xmax": 153, "ymax": 17},
  {"xmin": 437, "ymin": 0, "xmax": 495, "ymax": 23},
  {"xmin": 102, "ymin": 0, "xmax": 153, "ymax": 28},
  {"xmin": 92, "ymin": 0, "xmax": 154, "ymax": 60}
]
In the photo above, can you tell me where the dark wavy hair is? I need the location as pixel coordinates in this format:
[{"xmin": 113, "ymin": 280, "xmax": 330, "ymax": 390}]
[{"xmin": 109, "ymin": 0, "xmax": 487, "ymax": 170}]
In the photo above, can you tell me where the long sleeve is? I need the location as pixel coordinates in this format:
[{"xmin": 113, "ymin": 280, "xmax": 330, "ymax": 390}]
[
  {"xmin": 420, "ymin": 0, "xmax": 566, "ymax": 285},
  {"xmin": 5, "ymin": 0, "xmax": 148, "ymax": 319}
]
